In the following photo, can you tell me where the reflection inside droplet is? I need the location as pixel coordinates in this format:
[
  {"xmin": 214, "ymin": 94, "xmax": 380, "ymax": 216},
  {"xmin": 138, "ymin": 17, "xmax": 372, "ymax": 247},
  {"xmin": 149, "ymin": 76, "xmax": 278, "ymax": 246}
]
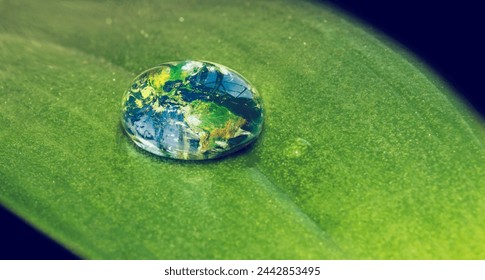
[{"xmin": 121, "ymin": 60, "xmax": 264, "ymax": 160}]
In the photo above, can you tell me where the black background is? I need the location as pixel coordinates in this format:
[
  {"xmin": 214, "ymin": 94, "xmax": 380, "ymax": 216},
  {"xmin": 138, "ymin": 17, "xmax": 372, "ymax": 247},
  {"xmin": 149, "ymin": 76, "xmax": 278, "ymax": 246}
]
[{"xmin": 0, "ymin": 0, "xmax": 483, "ymax": 260}]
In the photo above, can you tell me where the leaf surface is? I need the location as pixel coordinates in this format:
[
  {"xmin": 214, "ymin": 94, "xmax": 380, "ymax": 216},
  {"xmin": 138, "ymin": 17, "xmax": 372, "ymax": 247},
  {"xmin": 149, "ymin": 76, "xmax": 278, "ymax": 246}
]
[{"xmin": 1, "ymin": 0, "xmax": 484, "ymax": 259}]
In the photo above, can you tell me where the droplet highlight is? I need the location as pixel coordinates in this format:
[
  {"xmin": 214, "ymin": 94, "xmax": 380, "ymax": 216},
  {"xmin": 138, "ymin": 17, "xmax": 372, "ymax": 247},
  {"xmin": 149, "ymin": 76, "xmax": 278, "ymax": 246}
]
[
  {"xmin": 121, "ymin": 60, "xmax": 264, "ymax": 160},
  {"xmin": 283, "ymin": 138, "xmax": 311, "ymax": 159}
]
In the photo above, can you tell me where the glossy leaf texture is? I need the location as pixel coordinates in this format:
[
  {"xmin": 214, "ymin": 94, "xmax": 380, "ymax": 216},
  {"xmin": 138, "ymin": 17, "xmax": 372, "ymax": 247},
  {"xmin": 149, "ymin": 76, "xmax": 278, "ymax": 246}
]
[{"xmin": 1, "ymin": 0, "xmax": 484, "ymax": 259}]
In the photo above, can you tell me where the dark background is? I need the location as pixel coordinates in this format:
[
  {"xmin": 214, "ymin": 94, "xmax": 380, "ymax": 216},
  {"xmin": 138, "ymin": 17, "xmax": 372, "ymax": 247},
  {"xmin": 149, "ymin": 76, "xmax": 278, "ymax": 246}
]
[
  {"xmin": 326, "ymin": 0, "xmax": 484, "ymax": 117},
  {"xmin": 0, "ymin": 0, "xmax": 483, "ymax": 260}
]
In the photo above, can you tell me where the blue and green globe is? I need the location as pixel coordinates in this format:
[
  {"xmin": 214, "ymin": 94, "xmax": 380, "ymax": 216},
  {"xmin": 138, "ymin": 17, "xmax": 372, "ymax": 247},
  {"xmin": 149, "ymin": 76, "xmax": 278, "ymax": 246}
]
[{"xmin": 121, "ymin": 60, "xmax": 264, "ymax": 160}]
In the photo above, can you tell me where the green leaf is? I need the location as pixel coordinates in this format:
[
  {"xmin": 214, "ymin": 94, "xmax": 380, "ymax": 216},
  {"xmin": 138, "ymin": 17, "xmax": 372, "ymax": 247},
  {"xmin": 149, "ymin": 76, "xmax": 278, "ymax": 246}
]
[{"xmin": 1, "ymin": 0, "xmax": 484, "ymax": 259}]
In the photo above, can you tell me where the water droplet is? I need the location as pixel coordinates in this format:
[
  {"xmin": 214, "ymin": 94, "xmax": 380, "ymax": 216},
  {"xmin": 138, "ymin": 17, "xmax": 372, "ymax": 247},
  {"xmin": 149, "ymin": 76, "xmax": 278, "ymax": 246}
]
[
  {"xmin": 121, "ymin": 60, "xmax": 264, "ymax": 160},
  {"xmin": 140, "ymin": 29, "xmax": 149, "ymax": 38},
  {"xmin": 284, "ymin": 138, "xmax": 311, "ymax": 158},
  {"xmin": 178, "ymin": 17, "xmax": 185, "ymax": 22}
]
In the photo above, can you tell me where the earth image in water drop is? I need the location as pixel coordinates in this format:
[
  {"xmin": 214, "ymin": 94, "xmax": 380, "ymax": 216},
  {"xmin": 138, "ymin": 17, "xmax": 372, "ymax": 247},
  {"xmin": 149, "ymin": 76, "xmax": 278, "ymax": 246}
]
[{"xmin": 121, "ymin": 60, "xmax": 264, "ymax": 160}]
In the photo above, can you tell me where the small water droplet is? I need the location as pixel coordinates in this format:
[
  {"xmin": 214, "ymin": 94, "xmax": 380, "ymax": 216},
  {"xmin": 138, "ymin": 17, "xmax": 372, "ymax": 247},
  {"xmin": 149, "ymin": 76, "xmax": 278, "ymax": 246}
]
[
  {"xmin": 140, "ymin": 29, "xmax": 149, "ymax": 38},
  {"xmin": 179, "ymin": 17, "xmax": 185, "ymax": 22},
  {"xmin": 121, "ymin": 60, "xmax": 264, "ymax": 160},
  {"xmin": 284, "ymin": 138, "xmax": 312, "ymax": 158}
]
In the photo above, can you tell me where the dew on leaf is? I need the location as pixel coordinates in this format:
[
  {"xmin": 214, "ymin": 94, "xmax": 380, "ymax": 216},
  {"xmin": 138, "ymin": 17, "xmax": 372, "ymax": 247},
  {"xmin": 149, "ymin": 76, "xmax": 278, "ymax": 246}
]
[
  {"xmin": 121, "ymin": 60, "xmax": 264, "ymax": 160},
  {"xmin": 283, "ymin": 138, "xmax": 312, "ymax": 159}
]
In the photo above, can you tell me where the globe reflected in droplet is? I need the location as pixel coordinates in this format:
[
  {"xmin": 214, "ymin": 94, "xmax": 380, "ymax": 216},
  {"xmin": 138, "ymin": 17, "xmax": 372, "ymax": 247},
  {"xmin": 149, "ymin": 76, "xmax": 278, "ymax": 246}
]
[{"xmin": 121, "ymin": 60, "xmax": 263, "ymax": 160}]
